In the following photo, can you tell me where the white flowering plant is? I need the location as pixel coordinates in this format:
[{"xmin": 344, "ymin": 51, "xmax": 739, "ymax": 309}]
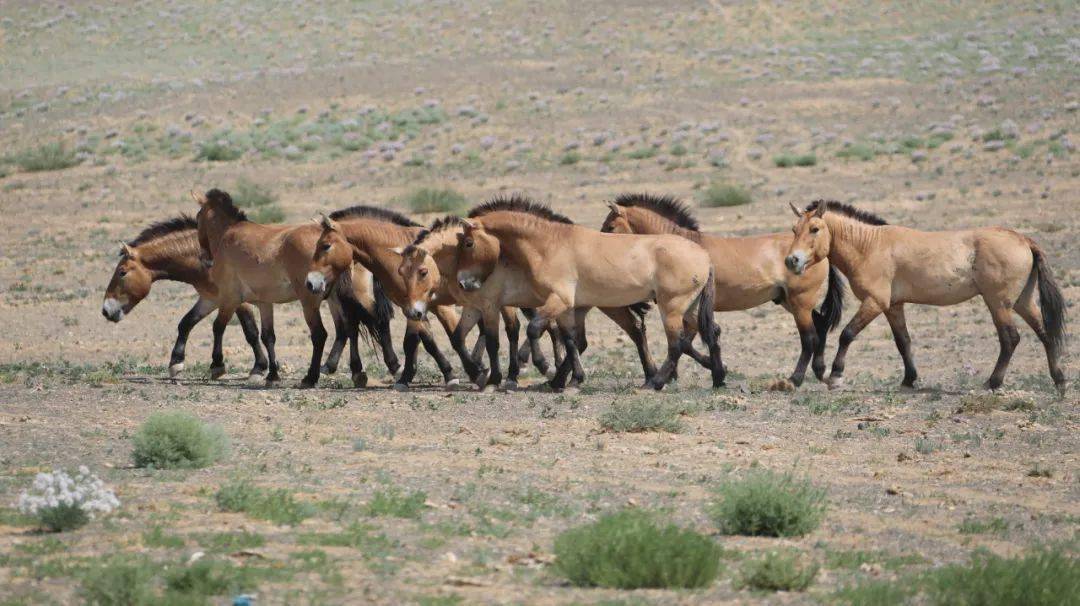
[{"xmin": 16, "ymin": 466, "xmax": 120, "ymax": 532}]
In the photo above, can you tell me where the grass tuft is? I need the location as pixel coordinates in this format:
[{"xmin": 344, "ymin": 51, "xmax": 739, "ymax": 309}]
[
  {"xmin": 922, "ymin": 548, "xmax": 1078, "ymax": 606},
  {"xmin": 553, "ymin": 509, "xmax": 722, "ymax": 589},
  {"xmin": 698, "ymin": 183, "xmax": 752, "ymax": 207},
  {"xmin": 363, "ymin": 486, "xmax": 428, "ymax": 519},
  {"xmin": 709, "ymin": 468, "xmax": 827, "ymax": 537},
  {"xmin": 214, "ymin": 480, "xmax": 314, "ymax": 525},
  {"xmin": 232, "ymin": 178, "xmax": 285, "ymax": 223},
  {"xmin": 737, "ymin": 551, "xmax": 818, "ymax": 592},
  {"xmin": 402, "ymin": 187, "xmax": 467, "ymax": 214},
  {"xmin": 599, "ymin": 400, "xmax": 684, "ymax": 433},
  {"xmin": 131, "ymin": 411, "xmax": 229, "ymax": 469},
  {"xmin": 13, "ymin": 142, "xmax": 81, "ymax": 172},
  {"xmin": 773, "ymin": 153, "xmax": 817, "ymax": 168}
]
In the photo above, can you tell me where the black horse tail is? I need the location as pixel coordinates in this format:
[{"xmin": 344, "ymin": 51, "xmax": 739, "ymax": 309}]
[
  {"xmin": 820, "ymin": 264, "xmax": 845, "ymax": 332},
  {"xmin": 695, "ymin": 269, "xmax": 724, "ymax": 388},
  {"xmin": 371, "ymin": 278, "xmax": 394, "ymax": 344},
  {"xmin": 1032, "ymin": 246, "xmax": 1066, "ymax": 353},
  {"xmin": 628, "ymin": 301, "xmax": 652, "ymax": 321},
  {"xmin": 335, "ymin": 274, "xmax": 392, "ymax": 349}
]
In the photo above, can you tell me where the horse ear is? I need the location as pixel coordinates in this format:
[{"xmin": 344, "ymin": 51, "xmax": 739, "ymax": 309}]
[
  {"xmin": 118, "ymin": 241, "xmax": 135, "ymax": 258},
  {"xmin": 190, "ymin": 190, "xmax": 208, "ymax": 206},
  {"xmin": 460, "ymin": 219, "xmax": 477, "ymax": 231},
  {"xmin": 788, "ymin": 202, "xmax": 802, "ymax": 217},
  {"xmin": 319, "ymin": 214, "xmax": 339, "ymax": 232},
  {"xmin": 812, "ymin": 203, "xmax": 826, "ymax": 218},
  {"xmin": 606, "ymin": 201, "xmax": 624, "ymax": 216},
  {"xmin": 386, "ymin": 247, "xmax": 404, "ymax": 257}
]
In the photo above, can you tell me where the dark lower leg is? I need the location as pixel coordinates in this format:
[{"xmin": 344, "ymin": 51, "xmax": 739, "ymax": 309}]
[
  {"xmin": 396, "ymin": 331, "xmax": 420, "ymax": 386},
  {"xmin": 170, "ymin": 300, "xmax": 213, "ymax": 371},
  {"xmin": 986, "ymin": 324, "xmax": 1020, "ymax": 389},
  {"xmin": 646, "ymin": 341, "xmax": 683, "ymax": 390},
  {"xmin": 504, "ymin": 317, "xmax": 520, "ymax": 384},
  {"xmin": 345, "ymin": 316, "xmax": 367, "ymax": 388},
  {"xmin": 482, "ymin": 324, "xmax": 502, "ymax": 388},
  {"xmin": 300, "ymin": 316, "xmax": 327, "ymax": 388},
  {"xmin": 211, "ymin": 315, "xmax": 228, "ymax": 379},
  {"xmin": 236, "ymin": 306, "xmax": 268, "ymax": 375},
  {"xmin": 810, "ymin": 310, "xmax": 829, "ymax": 381},
  {"xmin": 549, "ymin": 328, "xmax": 582, "ymax": 390},
  {"xmin": 789, "ymin": 329, "xmax": 816, "ymax": 387},
  {"xmin": 419, "ymin": 330, "xmax": 455, "ymax": 383},
  {"xmin": 450, "ymin": 323, "xmax": 484, "ymax": 384},
  {"xmin": 322, "ymin": 316, "xmax": 347, "ymax": 375}
]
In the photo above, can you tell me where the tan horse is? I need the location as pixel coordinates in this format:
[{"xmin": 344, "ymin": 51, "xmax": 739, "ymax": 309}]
[
  {"xmin": 786, "ymin": 200, "xmax": 1067, "ymax": 392},
  {"xmin": 453, "ymin": 196, "xmax": 723, "ymax": 390},
  {"xmin": 194, "ymin": 189, "xmax": 375, "ymax": 388},
  {"xmin": 395, "ymin": 212, "xmax": 656, "ymax": 389},
  {"xmin": 102, "ymin": 215, "xmax": 267, "ymax": 378},
  {"xmin": 602, "ymin": 193, "xmax": 843, "ymax": 387}
]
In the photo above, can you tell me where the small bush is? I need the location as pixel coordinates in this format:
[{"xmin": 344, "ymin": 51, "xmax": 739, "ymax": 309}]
[
  {"xmin": 80, "ymin": 557, "xmax": 157, "ymax": 606},
  {"xmin": 922, "ymin": 548, "xmax": 1079, "ymax": 606},
  {"xmin": 195, "ymin": 140, "xmax": 243, "ymax": 162},
  {"xmin": 957, "ymin": 516, "xmax": 1008, "ymax": 535},
  {"xmin": 774, "ymin": 153, "xmax": 818, "ymax": 168},
  {"xmin": 363, "ymin": 486, "xmax": 427, "ymax": 519},
  {"xmin": 559, "ymin": 151, "xmax": 581, "ymax": 165},
  {"xmin": 698, "ymin": 183, "xmax": 752, "ymax": 207},
  {"xmin": 626, "ymin": 147, "xmax": 658, "ymax": 160},
  {"xmin": 402, "ymin": 187, "xmax": 467, "ymax": 214},
  {"xmin": 142, "ymin": 526, "xmax": 185, "ymax": 549},
  {"xmin": 710, "ymin": 468, "xmax": 827, "ymax": 537},
  {"xmin": 553, "ymin": 509, "xmax": 722, "ymax": 589},
  {"xmin": 194, "ymin": 530, "xmax": 265, "ymax": 552},
  {"xmin": 957, "ymin": 394, "xmax": 1034, "ymax": 414},
  {"xmin": 165, "ymin": 558, "xmax": 253, "ymax": 597},
  {"xmin": 833, "ymin": 578, "xmax": 914, "ymax": 605},
  {"xmin": 13, "ymin": 142, "xmax": 81, "ymax": 172},
  {"xmin": 599, "ymin": 400, "xmax": 683, "ymax": 433},
  {"xmin": 131, "ymin": 411, "xmax": 229, "ymax": 469},
  {"xmin": 231, "ymin": 178, "xmax": 284, "ymax": 223},
  {"xmin": 214, "ymin": 480, "xmax": 313, "ymax": 525},
  {"xmin": 837, "ymin": 143, "xmax": 878, "ymax": 162},
  {"xmin": 737, "ymin": 551, "xmax": 818, "ymax": 592},
  {"xmin": 18, "ymin": 467, "xmax": 120, "ymax": 532}
]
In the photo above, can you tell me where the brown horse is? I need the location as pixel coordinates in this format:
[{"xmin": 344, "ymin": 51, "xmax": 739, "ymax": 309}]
[
  {"xmin": 786, "ymin": 200, "xmax": 1067, "ymax": 392},
  {"xmin": 454, "ymin": 196, "xmax": 723, "ymax": 390},
  {"xmin": 102, "ymin": 216, "xmax": 267, "ymax": 378},
  {"xmin": 602, "ymin": 193, "xmax": 844, "ymax": 387},
  {"xmin": 395, "ymin": 212, "xmax": 655, "ymax": 389},
  {"xmin": 194, "ymin": 189, "xmax": 377, "ymax": 388}
]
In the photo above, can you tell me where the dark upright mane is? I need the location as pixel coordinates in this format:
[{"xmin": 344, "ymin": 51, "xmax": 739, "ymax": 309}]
[
  {"xmin": 205, "ymin": 189, "xmax": 247, "ymax": 222},
  {"xmin": 128, "ymin": 215, "xmax": 198, "ymax": 247},
  {"xmin": 806, "ymin": 200, "xmax": 887, "ymax": 226},
  {"xmin": 412, "ymin": 215, "xmax": 467, "ymax": 247},
  {"xmin": 613, "ymin": 193, "xmax": 700, "ymax": 232},
  {"xmin": 329, "ymin": 204, "xmax": 421, "ymax": 227},
  {"xmin": 468, "ymin": 194, "xmax": 574, "ymax": 224}
]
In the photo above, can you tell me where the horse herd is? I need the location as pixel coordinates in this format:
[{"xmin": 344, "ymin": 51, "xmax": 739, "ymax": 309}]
[{"xmin": 102, "ymin": 190, "xmax": 1067, "ymax": 394}]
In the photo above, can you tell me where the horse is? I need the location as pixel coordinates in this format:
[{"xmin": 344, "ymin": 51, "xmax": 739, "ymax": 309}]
[
  {"xmin": 395, "ymin": 212, "xmax": 655, "ymax": 389},
  {"xmin": 454, "ymin": 196, "xmax": 724, "ymax": 390},
  {"xmin": 193, "ymin": 189, "xmax": 384, "ymax": 388},
  {"xmin": 102, "ymin": 215, "xmax": 267, "ymax": 379},
  {"xmin": 786, "ymin": 200, "xmax": 1067, "ymax": 392},
  {"xmin": 601, "ymin": 193, "xmax": 844, "ymax": 388}
]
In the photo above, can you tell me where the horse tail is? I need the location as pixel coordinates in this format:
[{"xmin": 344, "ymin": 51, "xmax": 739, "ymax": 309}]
[
  {"xmin": 371, "ymin": 278, "xmax": 395, "ymax": 345},
  {"xmin": 820, "ymin": 264, "xmax": 845, "ymax": 332},
  {"xmin": 694, "ymin": 268, "xmax": 724, "ymax": 387},
  {"xmin": 628, "ymin": 301, "xmax": 652, "ymax": 321},
  {"xmin": 1031, "ymin": 245, "xmax": 1066, "ymax": 353}
]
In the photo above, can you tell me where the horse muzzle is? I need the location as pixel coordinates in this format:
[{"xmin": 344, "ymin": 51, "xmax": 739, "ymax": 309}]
[
  {"xmin": 102, "ymin": 298, "xmax": 124, "ymax": 322},
  {"xmin": 305, "ymin": 271, "xmax": 327, "ymax": 295},
  {"xmin": 404, "ymin": 301, "xmax": 426, "ymax": 321},
  {"xmin": 457, "ymin": 275, "xmax": 483, "ymax": 292},
  {"xmin": 785, "ymin": 253, "xmax": 807, "ymax": 275}
]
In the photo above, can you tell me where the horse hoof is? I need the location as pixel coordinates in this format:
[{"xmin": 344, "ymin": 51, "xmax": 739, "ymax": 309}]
[
  {"xmin": 445, "ymin": 378, "xmax": 461, "ymax": 387},
  {"xmin": 352, "ymin": 372, "xmax": 368, "ymax": 388},
  {"xmin": 168, "ymin": 363, "xmax": 184, "ymax": 378},
  {"xmin": 500, "ymin": 380, "xmax": 519, "ymax": 391},
  {"xmin": 827, "ymin": 376, "xmax": 845, "ymax": 390},
  {"xmin": 481, "ymin": 383, "xmax": 497, "ymax": 393},
  {"xmin": 392, "ymin": 382, "xmax": 409, "ymax": 392},
  {"xmin": 321, "ymin": 364, "xmax": 337, "ymax": 375},
  {"xmin": 265, "ymin": 378, "xmax": 281, "ymax": 387},
  {"xmin": 210, "ymin": 365, "xmax": 226, "ymax": 380},
  {"xmin": 298, "ymin": 379, "xmax": 317, "ymax": 389}
]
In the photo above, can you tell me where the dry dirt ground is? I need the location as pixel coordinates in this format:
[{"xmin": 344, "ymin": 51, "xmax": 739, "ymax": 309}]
[{"xmin": 0, "ymin": 1, "xmax": 1077, "ymax": 604}]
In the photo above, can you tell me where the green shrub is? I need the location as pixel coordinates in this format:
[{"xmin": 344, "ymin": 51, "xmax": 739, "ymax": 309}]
[
  {"xmin": 773, "ymin": 153, "xmax": 818, "ymax": 168},
  {"xmin": 559, "ymin": 151, "xmax": 581, "ymax": 165},
  {"xmin": 80, "ymin": 558, "xmax": 157, "ymax": 606},
  {"xmin": 13, "ymin": 142, "xmax": 81, "ymax": 172},
  {"xmin": 626, "ymin": 147, "xmax": 658, "ymax": 160},
  {"xmin": 737, "ymin": 551, "xmax": 818, "ymax": 592},
  {"xmin": 214, "ymin": 480, "xmax": 313, "ymax": 525},
  {"xmin": 38, "ymin": 502, "xmax": 89, "ymax": 532},
  {"xmin": 195, "ymin": 140, "xmax": 243, "ymax": 162},
  {"xmin": 142, "ymin": 526, "xmax": 185, "ymax": 549},
  {"xmin": 402, "ymin": 187, "xmax": 467, "ymax": 214},
  {"xmin": 231, "ymin": 178, "xmax": 284, "ymax": 223},
  {"xmin": 833, "ymin": 578, "xmax": 914, "ymax": 605},
  {"xmin": 165, "ymin": 558, "xmax": 253, "ymax": 597},
  {"xmin": 363, "ymin": 486, "xmax": 427, "ymax": 519},
  {"xmin": 922, "ymin": 548, "xmax": 1079, "ymax": 606},
  {"xmin": 709, "ymin": 468, "xmax": 827, "ymax": 537},
  {"xmin": 698, "ymin": 183, "xmax": 752, "ymax": 207},
  {"xmin": 837, "ymin": 143, "xmax": 879, "ymax": 162},
  {"xmin": 131, "ymin": 411, "xmax": 229, "ymax": 469},
  {"xmin": 194, "ymin": 530, "xmax": 265, "ymax": 552},
  {"xmin": 957, "ymin": 516, "xmax": 1008, "ymax": 535},
  {"xmin": 553, "ymin": 509, "xmax": 721, "ymax": 589},
  {"xmin": 599, "ymin": 400, "xmax": 683, "ymax": 433}
]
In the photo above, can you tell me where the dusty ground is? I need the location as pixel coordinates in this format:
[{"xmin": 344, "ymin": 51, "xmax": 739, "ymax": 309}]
[{"xmin": 0, "ymin": 1, "xmax": 1077, "ymax": 604}]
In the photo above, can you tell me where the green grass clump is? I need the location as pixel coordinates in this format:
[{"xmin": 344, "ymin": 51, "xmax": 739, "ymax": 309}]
[
  {"xmin": 131, "ymin": 411, "xmax": 229, "ymax": 469},
  {"xmin": 214, "ymin": 480, "xmax": 313, "ymax": 525},
  {"xmin": 194, "ymin": 140, "xmax": 243, "ymax": 162},
  {"xmin": 553, "ymin": 509, "xmax": 722, "ymax": 589},
  {"xmin": 231, "ymin": 178, "xmax": 285, "ymax": 223},
  {"xmin": 922, "ymin": 548, "xmax": 1079, "ymax": 606},
  {"xmin": 164, "ymin": 558, "xmax": 254, "ymax": 598},
  {"xmin": 833, "ymin": 578, "xmax": 915, "ymax": 606},
  {"xmin": 773, "ymin": 153, "xmax": 817, "ymax": 168},
  {"xmin": 559, "ymin": 151, "xmax": 581, "ymax": 165},
  {"xmin": 363, "ymin": 486, "xmax": 427, "ymax": 519},
  {"xmin": 626, "ymin": 147, "xmax": 658, "ymax": 160},
  {"xmin": 142, "ymin": 526, "xmax": 185, "ymax": 549},
  {"xmin": 709, "ymin": 469, "xmax": 827, "ymax": 537},
  {"xmin": 698, "ymin": 183, "xmax": 753, "ymax": 207},
  {"xmin": 599, "ymin": 400, "xmax": 683, "ymax": 433},
  {"xmin": 79, "ymin": 558, "xmax": 157, "ymax": 606},
  {"xmin": 402, "ymin": 187, "xmax": 467, "ymax": 214},
  {"xmin": 194, "ymin": 530, "xmax": 266, "ymax": 552},
  {"xmin": 37, "ymin": 502, "xmax": 90, "ymax": 532},
  {"xmin": 737, "ymin": 551, "xmax": 818, "ymax": 592},
  {"xmin": 13, "ymin": 142, "xmax": 81, "ymax": 172},
  {"xmin": 837, "ymin": 143, "xmax": 879, "ymax": 161},
  {"xmin": 957, "ymin": 516, "xmax": 1008, "ymax": 535}
]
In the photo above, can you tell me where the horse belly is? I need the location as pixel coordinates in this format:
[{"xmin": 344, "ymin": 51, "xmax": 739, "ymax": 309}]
[{"xmin": 892, "ymin": 270, "xmax": 977, "ymax": 306}]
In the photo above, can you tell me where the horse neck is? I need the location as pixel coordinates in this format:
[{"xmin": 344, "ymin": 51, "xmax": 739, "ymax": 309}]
[
  {"xmin": 202, "ymin": 214, "xmax": 239, "ymax": 257},
  {"xmin": 477, "ymin": 214, "xmax": 563, "ymax": 264},
  {"xmin": 627, "ymin": 208, "xmax": 701, "ymax": 242},
  {"xmin": 421, "ymin": 229, "xmax": 462, "ymax": 280},
  {"xmin": 340, "ymin": 220, "xmax": 420, "ymax": 285},
  {"xmin": 135, "ymin": 234, "xmax": 206, "ymax": 285},
  {"xmin": 824, "ymin": 214, "xmax": 879, "ymax": 277}
]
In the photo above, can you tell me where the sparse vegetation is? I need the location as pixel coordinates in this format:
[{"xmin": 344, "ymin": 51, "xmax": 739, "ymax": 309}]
[
  {"xmin": 553, "ymin": 509, "xmax": 722, "ymax": 589},
  {"xmin": 599, "ymin": 400, "xmax": 684, "ymax": 433},
  {"xmin": 131, "ymin": 411, "xmax": 229, "ymax": 469},
  {"xmin": 737, "ymin": 551, "xmax": 818, "ymax": 592},
  {"xmin": 710, "ymin": 468, "xmax": 827, "ymax": 537},
  {"xmin": 957, "ymin": 516, "xmax": 1008, "ymax": 535},
  {"xmin": 214, "ymin": 480, "xmax": 314, "ymax": 525},
  {"xmin": 232, "ymin": 178, "xmax": 285, "ymax": 223},
  {"xmin": 363, "ymin": 486, "xmax": 428, "ymax": 519},
  {"xmin": 698, "ymin": 182, "xmax": 753, "ymax": 207},
  {"xmin": 402, "ymin": 187, "xmax": 468, "ymax": 214},
  {"xmin": 773, "ymin": 153, "xmax": 817, "ymax": 167},
  {"xmin": 922, "ymin": 548, "xmax": 1078, "ymax": 606},
  {"xmin": 12, "ymin": 142, "xmax": 81, "ymax": 172}
]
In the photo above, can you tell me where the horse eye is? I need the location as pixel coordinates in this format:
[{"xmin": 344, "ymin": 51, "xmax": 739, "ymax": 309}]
[
  {"xmin": 418, "ymin": 268, "xmax": 428, "ymax": 278},
  {"xmin": 320, "ymin": 243, "xmax": 332, "ymax": 252},
  {"xmin": 465, "ymin": 239, "xmax": 474, "ymax": 248},
  {"xmin": 810, "ymin": 227, "xmax": 819, "ymax": 234},
  {"xmin": 118, "ymin": 269, "xmax": 128, "ymax": 278}
]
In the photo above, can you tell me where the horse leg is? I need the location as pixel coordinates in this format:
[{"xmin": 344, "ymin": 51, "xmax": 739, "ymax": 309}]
[
  {"xmin": 500, "ymin": 308, "xmax": 521, "ymax": 386},
  {"xmin": 549, "ymin": 313, "xmax": 584, "ymax": 390},
  {"xmin": 210, "ymin": 303, "xmax": 237, "ymax": 380},
  {"xmin": 810, "ymin": 310, "xmax": 830, "ymax": 382},
  {"xmin": 169, "ymin": 297, "xmax": 216, "ymax": 378},
  {"xmin": 983, "ymin": 300, "xmax": 1021, "ymax": 390},
  {"xmin": 788, "ymin": 308, "xmax": 818, "ymax": 388},
  {"xmin": 1014, "ymin": 293, "xmax": 1065, "ymax": 390},
  {"xmin": 527, "ymin": 296, "xmax": 573, "ymax": 389},
  {"xmin": 321, "ymin": 296, "xmax": 347, "ymax": 375},
  {"xmin": 470, "ymin": 323, "xmax": 486, "ymax": 366},
  {"xmin": 450, "ymin": 307, "xmax": 486, "ymax": 385},
  {"xmin": 828, "ymin": 300, "xmax": 884, "ymax": 389},
  {"xmin": 419, "ymin": 322, "xmax": 456, "ymax": 385},
  {"xmin": 883, "ymin": 305, "xmax": 918, "ymax": 388},
  {"xmin": 298, "ymin": 299, "xmax": 328, "ymax": 389},
  {"xmin": 517, "ymin": 308, "xmax": 539, "ymax": 371},
  {"xmin": 235, "ymin": 304, "xmax": 268, "ymax": 377},
  {"xmin": 645, "ymin": 309, "xmax": 687, "ymax": 391},
  {"xmin": 336, "ymin": 295, "xmax": 367, "ymax": 388},
  {"xmin": 599, "ymin": 306, "xmax": 658, "ymax": 382},
  {"xmin": 472, "ymin": 308, "xmax": 502, "ymax": 389},
  {"xmin": 428, "ymin": 305, "xmax": 467, "ymax": 385},
  {"xmin": 257, "ymin": 303, "xmax": 281, "ymax": 385},
  {"xmin": 395, "ymin": 320, "xmax": 422, "ymax": 389}
]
